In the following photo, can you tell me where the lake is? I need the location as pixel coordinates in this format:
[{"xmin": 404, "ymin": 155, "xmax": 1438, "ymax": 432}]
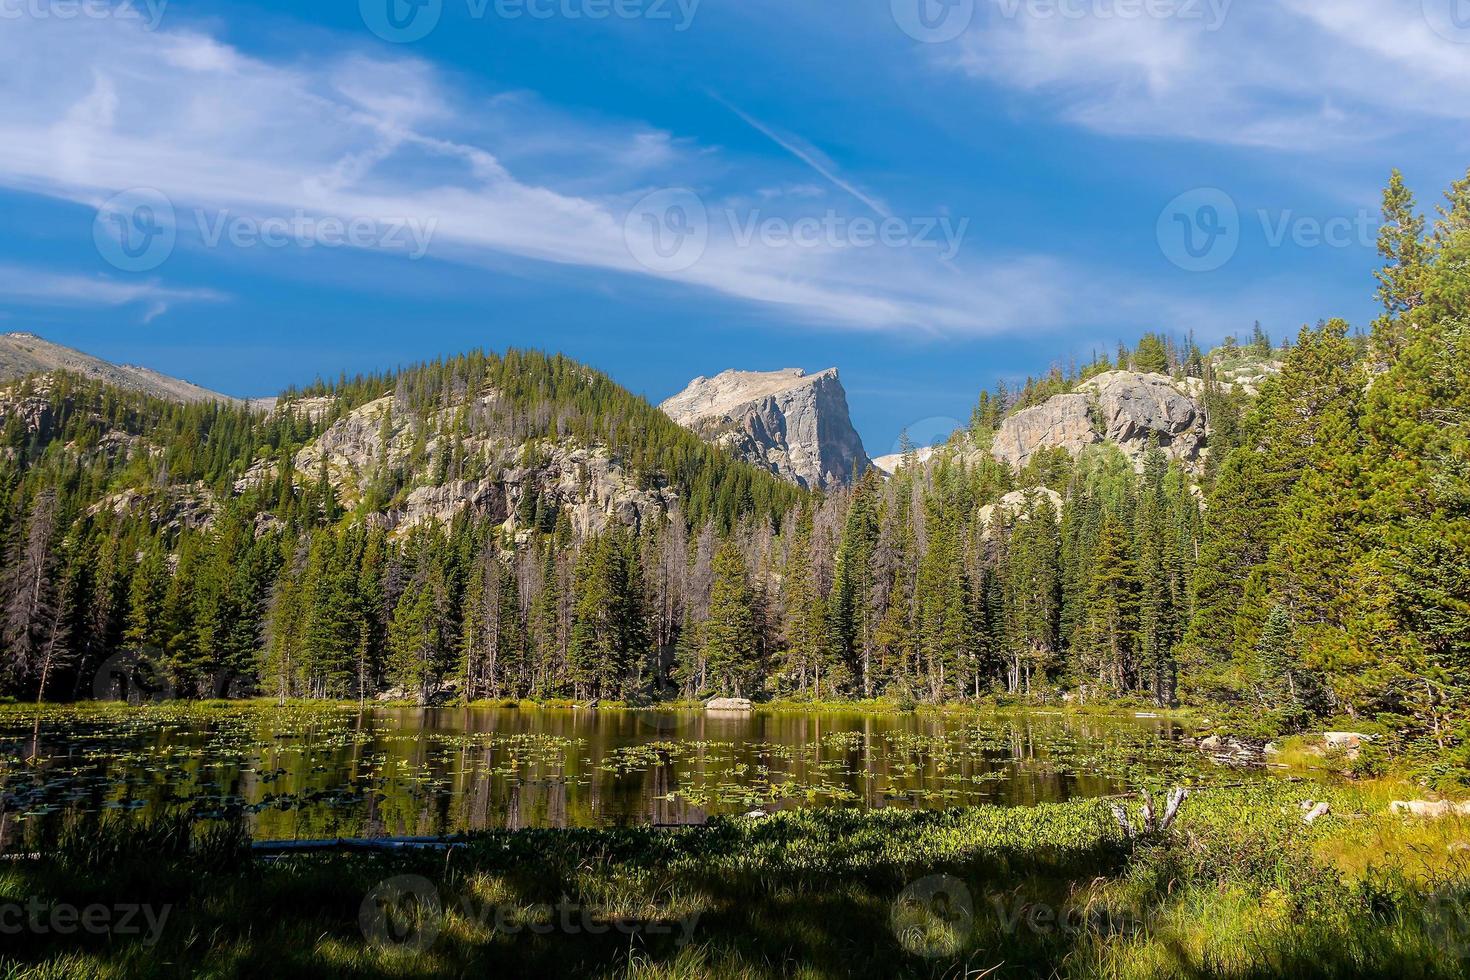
[{"xmin": 0, "ymin": 703, "xmax": 1213, "ymax": 845}]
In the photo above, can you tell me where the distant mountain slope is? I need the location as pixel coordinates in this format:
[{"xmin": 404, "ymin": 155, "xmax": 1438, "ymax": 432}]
[
  {"xmin": 0, "ymin": 346, "xmax": 806, "ymax": 539},
  {"xmin": 660, "ymin": 367, "xmax": 871, "ymax": 490},
  {"xmin": 0, "ymin": 332, "xmax": 240, "ymax": 405},
  {"xmin": 870, "ymin": 445, "xmax": 937, "ymax": 475}
]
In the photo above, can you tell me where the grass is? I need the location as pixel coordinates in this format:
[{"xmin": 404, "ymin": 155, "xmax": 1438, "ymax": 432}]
[{"xmin": 0, "ymin": 780, "xmax": 1468, "ymax": 978}]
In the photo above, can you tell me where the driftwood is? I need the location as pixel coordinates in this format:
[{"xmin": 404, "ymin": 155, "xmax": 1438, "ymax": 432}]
[{"xmin": 1110, "ymin": 787, "xmax": 1188, "ymax": 840}]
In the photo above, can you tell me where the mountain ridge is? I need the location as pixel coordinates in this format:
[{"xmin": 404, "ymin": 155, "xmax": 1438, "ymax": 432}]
[{"xmin": 0, "ymin": 332, "xmax": 241, "ymax": 405}]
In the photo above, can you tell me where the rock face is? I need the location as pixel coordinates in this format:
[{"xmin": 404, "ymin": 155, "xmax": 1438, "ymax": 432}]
[
  {"xmin": 281, "ymin": 392, "xmax": 674, "ymax": 538},
  {"xmin": 991, "ymin": 394, "xmax": 1098, "ymax": 470},
  {"xmin": 0, "ymin": 332, "xmax": 240, "ymax": 405},
  {"xmin": 660, "ymin": 368, "xmax": 871, "ymax": 489},
  {"xmin": 992, "ymin": 371, "xmax": 1207, "ymax": 473}
]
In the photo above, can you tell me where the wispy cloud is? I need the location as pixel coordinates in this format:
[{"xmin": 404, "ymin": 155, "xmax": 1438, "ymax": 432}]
[
  {"xmin": 942, "ymin": 0, "xmax": 1470, "ymax": 150},
  {"xmin": 0, "ymin": 13, "xmax": 1213, "ymax": 338},
  {"xmin": 0, "ymin": 265, "xmax": 227, "ymax": 324},
  {"xmin": 708, "ymin": 92, "xmax": 893, "ymax": 218}
]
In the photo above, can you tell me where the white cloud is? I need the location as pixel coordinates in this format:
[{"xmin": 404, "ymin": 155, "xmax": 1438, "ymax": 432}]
[
  {"xmin": 0, "ymin": 266, "xmax": 228, "ymax": 324},
  {"xmin": 945, "ymin": 0, "xmax": 1470, "ymax": 150},
  {"xmin": 0, "ymin": 13, "xmax": 1203, "ymax": 337}
]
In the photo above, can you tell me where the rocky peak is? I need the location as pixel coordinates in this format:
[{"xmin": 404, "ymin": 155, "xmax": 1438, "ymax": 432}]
[
  {"xmin": 991, "ymin": 371, "xmax": 1208, "ymax": 473},
  {"xmin": 660, "ymin": 367, "xmax": 871, "ymax": 490}
]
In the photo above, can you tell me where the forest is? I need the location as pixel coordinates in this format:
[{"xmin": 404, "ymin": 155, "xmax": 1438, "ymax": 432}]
[{"xmin": 0, "ymin": 169, "xmax": 1466, "ymax": 757}]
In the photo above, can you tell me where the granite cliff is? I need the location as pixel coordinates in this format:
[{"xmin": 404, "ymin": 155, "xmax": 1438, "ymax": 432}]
[
  {"xmin": 660, "ymin": 368, "xmax": 871, "ymax": 489},
  {"xmin": 991, "ymin": 371, "xmax": 1209, "ymax": 472}
]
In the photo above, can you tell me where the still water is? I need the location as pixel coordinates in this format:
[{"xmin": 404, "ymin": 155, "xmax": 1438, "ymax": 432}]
[{"xmin": 0, "ymin": 704, "xmax": 1203, "ymax": 843}]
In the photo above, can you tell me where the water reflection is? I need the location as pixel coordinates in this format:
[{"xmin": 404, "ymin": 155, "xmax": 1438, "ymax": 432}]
[{"xmin": 0, "ymin": 706, "xmax": 1194, "ymax": 844}]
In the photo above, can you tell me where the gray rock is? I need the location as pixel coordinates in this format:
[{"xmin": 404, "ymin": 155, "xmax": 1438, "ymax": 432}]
[
  {"xmin": 871, "ymin": 445, "xmax": 937, "ymax": 475},
  {"xmin": 1078, "ymin": 371, "xmax": 1206, "ymax": 466},
  {"xmin": 991, "ymin": 371, "xmax": 1208, "ymax": 473},
  {"xmin": 990, "ymin": 393, "xmax": 1097, "ymax": 470},
  {"xmin": 660, "ymin": 368, "xmax": 871, "ymax": 489},
  {"xmin": 290, "ymin": 394, "xmax": 673, "ymax": 538},
  {"xmin": 977, "ymin": 487, "xmax": 1063, "ymax": 532}
]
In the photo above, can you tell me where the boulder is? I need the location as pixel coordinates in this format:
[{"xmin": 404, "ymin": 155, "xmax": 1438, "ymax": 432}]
[
  {"xmin": 1323, "ymin": 732, "xmax": 1371, "ymax": 749},
  {"xmin": 705, "ymin": 697, "xmax": 753, "ymax": 711},
  {"xmin": 1077, "ymin": 371, "xmax": 1206, "ymax": 467},
  {"xmin": 660, "ymin": 368, "xmax": 871, "ymax": 489},
  {"xmin": 1195, "ymin": 734, "xmax": 1264, "ymax": 765},
  {"xmin": 1305, "ymin": 731, "xmax": 1373, "ymax": 761}
]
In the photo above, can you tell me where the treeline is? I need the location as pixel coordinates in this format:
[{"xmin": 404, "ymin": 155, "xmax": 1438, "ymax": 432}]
[{"xmin": 0, "ymin": 170, "xmax": 1466, "ymax": 752}]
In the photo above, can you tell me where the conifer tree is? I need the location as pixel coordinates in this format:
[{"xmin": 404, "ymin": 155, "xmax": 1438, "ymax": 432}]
[{"xmin": 703, "ymin": 539, "xmax": 760, "ymax": 697}]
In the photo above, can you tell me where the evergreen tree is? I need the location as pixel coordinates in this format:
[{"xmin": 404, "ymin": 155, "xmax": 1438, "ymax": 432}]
[{"xmin": 703, "ymin": 539, "xmax": 760, "ymax": 697}]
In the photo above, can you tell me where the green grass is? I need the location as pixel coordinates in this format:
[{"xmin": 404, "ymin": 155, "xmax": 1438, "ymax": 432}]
[{"xmin": 1, "ymin": 780, "xmax": 1468, "ymax": 978}]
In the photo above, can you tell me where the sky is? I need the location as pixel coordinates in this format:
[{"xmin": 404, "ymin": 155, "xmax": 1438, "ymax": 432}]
[{"xmin": 1, "ymin": 0, "xmax": 1469, "ymax": 457}]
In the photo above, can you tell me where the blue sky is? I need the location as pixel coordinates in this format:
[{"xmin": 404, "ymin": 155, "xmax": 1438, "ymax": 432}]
[{"xmin": 2, "ymin": 0, "xmax": 1469, "ymax": 456}]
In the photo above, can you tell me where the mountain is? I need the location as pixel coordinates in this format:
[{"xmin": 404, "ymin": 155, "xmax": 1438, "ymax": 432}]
[
  {"xmin": 0, "ymin": 347, "xmax": 804, "ymax": 543},
  {"xmin": 659, "ymin": 368, "xmax": 871, "ymax": 490},
  {"xmin": 0, "ymin": 332, "xmax": 240, "ymax": 405}
]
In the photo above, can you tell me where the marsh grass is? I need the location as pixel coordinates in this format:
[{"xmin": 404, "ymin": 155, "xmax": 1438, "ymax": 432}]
[{"xmin": 0, "ymin": 780, "xmax": 1467, "ymax": 977}]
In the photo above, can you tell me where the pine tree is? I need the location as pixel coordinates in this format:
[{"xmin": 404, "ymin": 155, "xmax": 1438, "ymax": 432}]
[
  {"xmin": 704, "ymin": 539, "xmax": 760, "ymax": 697},
  {"xmin": 1081, "ymin": 515, "xmax": 1140, "ymax": 692}
]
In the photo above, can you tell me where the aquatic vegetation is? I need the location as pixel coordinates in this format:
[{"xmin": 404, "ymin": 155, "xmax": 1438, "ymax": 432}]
[
  {"xmin": 0, "ymin": 780, "xmax": 1465, "ymax": 977},
  {"xmin": 0, "ymin": 703, "xmax": 1247, "ymax": 846}
]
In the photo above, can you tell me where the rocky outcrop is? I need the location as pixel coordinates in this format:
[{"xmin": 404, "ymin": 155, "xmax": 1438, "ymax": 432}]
[
  {"xmin": 977, "ymin": 487, "xmax": 1063, "ymax": 532},
  {"xmin": 0, "ymin": 332, "xmax": 241, "ymax": 405},
  {"xmin": 992, "ymin": 371, "xmax": 1207, "ymax": 473},
  {"xmin": 1390, "ymin": 799, "xmax": 1470, "ymax": 818},
  {"xmin": 0, "ymin": 375, "xmax": 152, "ymax": 461},
  {"xmin": 86, "ymin": 482, "xmax": 217, "ymax": 534},
  {"xmin": 991, "ymin": 394, "xmax": 1098, "ymax": 470},
  {"xmin": 660, "ymin": 368, "xmax": 871, "ymax": 489},
  {"xmin": 286, "ymin": 393, "xmax": 673, "ymax": 538},
  {"xmin": 1080, "ymin": 371, "xmax": 1206, "ymax": 465},
  {"xmin": 705, "ymin": 697, "xmax": 753, "ymax": 711}
]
